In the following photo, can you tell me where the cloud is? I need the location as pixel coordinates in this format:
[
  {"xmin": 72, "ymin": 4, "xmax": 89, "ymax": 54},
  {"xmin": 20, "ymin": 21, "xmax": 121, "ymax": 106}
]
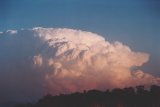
[
  {"xmin": 34, "ymin": 54, "xmax": 43, "ymax": 66},
  {"xmin": 0, "ymin": 27, "xmax": 159, "ymax": 101}
]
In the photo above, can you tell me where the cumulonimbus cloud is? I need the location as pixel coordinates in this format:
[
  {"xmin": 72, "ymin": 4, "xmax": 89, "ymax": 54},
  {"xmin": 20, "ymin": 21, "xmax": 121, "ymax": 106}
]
[{"xmin": 0, "ymin": 27, "xmax": 160, "ymax": 100}]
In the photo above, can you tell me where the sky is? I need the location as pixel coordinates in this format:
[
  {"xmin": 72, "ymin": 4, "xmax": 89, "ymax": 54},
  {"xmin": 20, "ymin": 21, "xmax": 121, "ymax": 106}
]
[{"xmin": 0, "ymin": 0, "xmax": 160, "ymax": 103}]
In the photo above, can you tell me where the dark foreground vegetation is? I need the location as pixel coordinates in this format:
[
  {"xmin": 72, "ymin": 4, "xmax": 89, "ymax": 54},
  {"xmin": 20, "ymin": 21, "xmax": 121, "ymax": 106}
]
[{"xmin": 15, "ymin": 85, "xmax": 160, "ymax": 107}]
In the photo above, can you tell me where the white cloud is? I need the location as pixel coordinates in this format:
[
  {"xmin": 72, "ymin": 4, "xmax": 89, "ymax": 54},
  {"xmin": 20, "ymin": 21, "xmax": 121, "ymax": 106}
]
[
  {"xmin": 32, "ymin": 27, "xmax": 159, "ymax": 94},
  {"xmin": 6, "ymin": 30, "xmax": 18, "ymax": 35},
  {"xmin": 0, "ymin": 27, "xmax": 159, "ymax": 100},
  {"xmin": 34, "ymin": 54, "xmax": 43, "ymax": 66}
]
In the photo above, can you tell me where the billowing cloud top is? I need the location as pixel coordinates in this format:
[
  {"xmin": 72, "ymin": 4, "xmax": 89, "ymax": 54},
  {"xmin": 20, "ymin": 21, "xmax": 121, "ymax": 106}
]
[{"xmin": 0, "ymin": 27, "xmax": 159, "ymax": 101}]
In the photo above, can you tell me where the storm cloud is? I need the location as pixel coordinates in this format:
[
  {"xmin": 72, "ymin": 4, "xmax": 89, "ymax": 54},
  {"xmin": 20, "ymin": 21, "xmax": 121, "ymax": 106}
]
[{"xmin": 0, "ymin": 27, "xmax": 159, "ymax": 102}]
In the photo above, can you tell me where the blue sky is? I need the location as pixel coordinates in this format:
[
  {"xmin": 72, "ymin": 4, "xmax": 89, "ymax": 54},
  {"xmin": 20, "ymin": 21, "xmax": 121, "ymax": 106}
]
[{"xmin": 0, "ymin": 0, "xmax": 160, "ymax": 75}]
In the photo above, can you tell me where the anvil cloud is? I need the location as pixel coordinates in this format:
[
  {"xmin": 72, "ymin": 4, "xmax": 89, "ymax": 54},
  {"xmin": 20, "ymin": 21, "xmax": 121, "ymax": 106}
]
[{"xmin": 0, "ymin": 27, "xmax": 159, "ymax": 101}]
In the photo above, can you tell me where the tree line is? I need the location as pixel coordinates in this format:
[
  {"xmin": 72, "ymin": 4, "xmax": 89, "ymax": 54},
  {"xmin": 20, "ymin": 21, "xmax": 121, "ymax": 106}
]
[{"xmin": 15, "ymin": 85, "xmax": 160, "ymax": 107}]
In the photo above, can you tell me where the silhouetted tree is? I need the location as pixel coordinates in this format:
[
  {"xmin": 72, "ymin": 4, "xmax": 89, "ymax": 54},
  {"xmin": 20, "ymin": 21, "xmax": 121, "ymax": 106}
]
[{"xmin": 14, "ymin": 85, "xmax": 160, "ymax": 107}]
